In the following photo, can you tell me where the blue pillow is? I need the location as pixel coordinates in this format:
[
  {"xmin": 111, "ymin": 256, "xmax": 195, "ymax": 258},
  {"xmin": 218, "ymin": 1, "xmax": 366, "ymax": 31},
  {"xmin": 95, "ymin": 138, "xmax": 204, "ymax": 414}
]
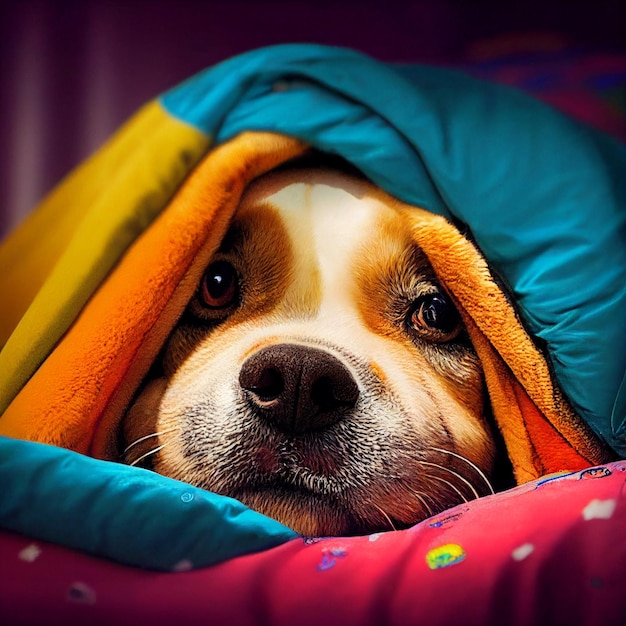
[{"xmin": 0, "ymin": 436, "xmax": 297, "ymax": 570}]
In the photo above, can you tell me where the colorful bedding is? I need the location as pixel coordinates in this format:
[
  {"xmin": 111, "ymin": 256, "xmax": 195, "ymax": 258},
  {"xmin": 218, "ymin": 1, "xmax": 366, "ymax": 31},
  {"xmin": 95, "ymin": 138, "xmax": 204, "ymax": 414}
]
[
  {"xmin": 0, "ymin": 44, "xmax": 625, "ymax": 624},
  {"xmin": 2, "ymin": 461, "xmax": 625, "ymax": 626}
]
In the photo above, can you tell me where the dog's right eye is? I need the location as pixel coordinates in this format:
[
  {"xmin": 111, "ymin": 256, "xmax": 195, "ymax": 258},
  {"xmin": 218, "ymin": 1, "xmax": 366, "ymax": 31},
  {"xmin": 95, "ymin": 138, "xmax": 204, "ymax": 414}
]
[
  {"xmin": 408, "ymin": 291, "xmax": 462, "ymax": 342},
  {"xmin": 200, "ymin": 261, "xmax": 239, "ymax": 309}
]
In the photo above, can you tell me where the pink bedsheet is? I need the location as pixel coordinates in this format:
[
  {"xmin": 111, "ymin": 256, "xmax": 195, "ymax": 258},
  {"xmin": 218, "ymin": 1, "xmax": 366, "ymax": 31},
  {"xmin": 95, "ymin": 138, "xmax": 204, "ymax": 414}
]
[{"xmin": 2, "ymin": 462, "xmax": 625, "ymax": 626}]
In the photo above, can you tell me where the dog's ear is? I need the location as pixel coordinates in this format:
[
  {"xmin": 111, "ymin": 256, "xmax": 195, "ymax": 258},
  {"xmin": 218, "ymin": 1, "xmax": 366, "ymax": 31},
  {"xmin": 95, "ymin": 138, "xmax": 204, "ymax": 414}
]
[{"xmin": 399, "ymin": 205, "xmax": 611, "ymax": 483}]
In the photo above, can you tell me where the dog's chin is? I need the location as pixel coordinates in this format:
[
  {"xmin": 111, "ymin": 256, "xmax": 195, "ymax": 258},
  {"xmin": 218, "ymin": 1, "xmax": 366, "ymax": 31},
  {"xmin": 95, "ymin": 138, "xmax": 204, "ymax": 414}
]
[
  {"xmin": 234, "ymin": 488, "xmax": 355, "ymax": 537},
  {"xmin": 233, "ymin": 486, "xmax": 416, "ymax": 537},
  {"xmin": 222, "ymin": 460, "xmax": 443, "ymax": 536}
]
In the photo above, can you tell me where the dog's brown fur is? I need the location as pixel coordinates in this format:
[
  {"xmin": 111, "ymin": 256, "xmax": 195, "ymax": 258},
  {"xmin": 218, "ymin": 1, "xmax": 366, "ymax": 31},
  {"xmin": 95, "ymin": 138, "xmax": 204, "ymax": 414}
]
[{"xmin": 122, "ymin": 165, "xmax": 499, "ymax": 536}]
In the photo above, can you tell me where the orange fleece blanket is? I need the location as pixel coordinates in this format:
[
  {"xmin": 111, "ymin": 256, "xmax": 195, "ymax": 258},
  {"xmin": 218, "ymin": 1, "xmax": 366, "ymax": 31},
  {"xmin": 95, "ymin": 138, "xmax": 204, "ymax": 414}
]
[{"xmin": 0, "ymin": 131, "xmax": 612, "ymax": 484}]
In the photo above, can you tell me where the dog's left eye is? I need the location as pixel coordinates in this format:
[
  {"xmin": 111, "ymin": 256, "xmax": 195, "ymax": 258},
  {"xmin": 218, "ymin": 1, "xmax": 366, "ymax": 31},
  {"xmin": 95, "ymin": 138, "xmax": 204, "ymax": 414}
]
[
  {"xmin": 200, "ymin": 261, "xmax": 239, "ymax": 309},
  {"xmin": 408, "ymin": 292, "xmax": 461, "ymax": 340}
]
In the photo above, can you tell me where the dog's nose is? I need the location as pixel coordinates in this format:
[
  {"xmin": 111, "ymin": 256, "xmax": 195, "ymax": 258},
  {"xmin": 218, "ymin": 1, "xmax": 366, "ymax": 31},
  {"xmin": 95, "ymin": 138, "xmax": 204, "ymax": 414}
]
[{"xmin": 239, "ymin": 344, "xmax": 359, "ymax": 433}]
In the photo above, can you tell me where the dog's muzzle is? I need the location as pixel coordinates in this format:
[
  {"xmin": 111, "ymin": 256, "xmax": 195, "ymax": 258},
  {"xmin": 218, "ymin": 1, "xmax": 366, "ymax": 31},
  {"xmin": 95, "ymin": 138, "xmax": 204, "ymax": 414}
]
[{"xmin": 239, "ymin": 343, "xmax": 359, "ymax": 433}]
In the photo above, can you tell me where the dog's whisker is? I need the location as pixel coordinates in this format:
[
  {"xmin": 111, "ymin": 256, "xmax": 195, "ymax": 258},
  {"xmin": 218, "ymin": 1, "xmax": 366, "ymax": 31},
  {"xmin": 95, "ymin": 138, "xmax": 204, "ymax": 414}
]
[
  {"xmin": 417, "ymin": 460, "xmax": 481, "ymax": 500},
  {"xmin": 128, "ymin": 444, "xmax": 168, "ymax": 467},
  {"xmin": 423, "ymin": 473, "xmax": 469, "ymax": 504},
  {"xmin": 429, "ymin": 447, "xmax": 495, "ymax": 495},
  {"xmin": 122, "ymin": 427, "xmax": 179, "ymax": 457},
  {"xmin": 371, "ymin": 502, "xmax": 398, "ymax": 531},
  {"xmin": 405, "ymin": 485, "xmax": 435, "ymax": 518}
]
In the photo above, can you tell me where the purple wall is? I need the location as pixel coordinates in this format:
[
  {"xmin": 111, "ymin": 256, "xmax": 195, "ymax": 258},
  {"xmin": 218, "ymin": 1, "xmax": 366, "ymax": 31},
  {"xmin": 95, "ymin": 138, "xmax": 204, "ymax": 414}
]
[{"xmin": 1, "ymin": 0, "xmax": 624, "ymax": 236}]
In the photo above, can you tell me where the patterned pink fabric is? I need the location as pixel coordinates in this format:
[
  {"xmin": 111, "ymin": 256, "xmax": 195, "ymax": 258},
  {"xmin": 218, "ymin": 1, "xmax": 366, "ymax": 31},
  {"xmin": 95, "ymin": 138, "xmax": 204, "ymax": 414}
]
[{"xmin": 2, "ymin": 462, "xmax": 625, "ymax": 626}]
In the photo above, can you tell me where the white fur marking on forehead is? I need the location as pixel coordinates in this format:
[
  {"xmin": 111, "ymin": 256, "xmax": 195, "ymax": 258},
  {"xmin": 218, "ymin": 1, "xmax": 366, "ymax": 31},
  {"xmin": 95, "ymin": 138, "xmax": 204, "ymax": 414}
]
[{"xmin": 264, "ymin": 180, "xmax": 381, "ymax": 318}]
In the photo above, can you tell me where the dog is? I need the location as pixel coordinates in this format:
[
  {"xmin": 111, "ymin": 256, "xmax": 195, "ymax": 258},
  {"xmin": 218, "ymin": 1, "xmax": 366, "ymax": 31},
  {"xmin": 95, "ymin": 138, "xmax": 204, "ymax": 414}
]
[{"xmin": 122, "ymin": 156, "xmax": 504, "ymax": 537}]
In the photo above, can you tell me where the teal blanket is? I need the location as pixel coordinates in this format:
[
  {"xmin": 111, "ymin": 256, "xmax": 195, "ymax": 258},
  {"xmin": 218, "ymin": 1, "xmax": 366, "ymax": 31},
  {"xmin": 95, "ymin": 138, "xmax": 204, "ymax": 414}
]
[{"xmin": 164, "ymin": 44, "xmax": 626, "ymax": 454}]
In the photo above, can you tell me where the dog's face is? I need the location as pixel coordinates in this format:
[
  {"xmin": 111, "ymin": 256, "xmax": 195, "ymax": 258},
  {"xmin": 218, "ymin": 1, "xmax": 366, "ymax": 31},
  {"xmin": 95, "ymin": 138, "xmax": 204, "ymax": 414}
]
[{"xmin": 123, "ymin": 166, "xmax": 497, "ymax": 536}]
